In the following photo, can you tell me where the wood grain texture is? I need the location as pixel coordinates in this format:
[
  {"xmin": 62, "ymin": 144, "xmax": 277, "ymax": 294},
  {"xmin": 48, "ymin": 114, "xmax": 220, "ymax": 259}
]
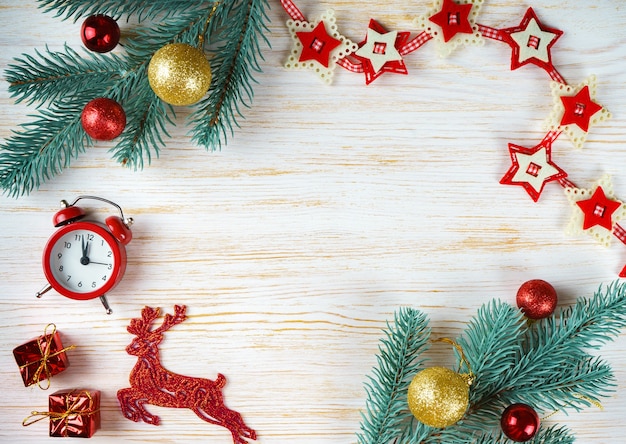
[{"xmin": 1, "ymin": 0, "xmax": 626, "ymax": 442}]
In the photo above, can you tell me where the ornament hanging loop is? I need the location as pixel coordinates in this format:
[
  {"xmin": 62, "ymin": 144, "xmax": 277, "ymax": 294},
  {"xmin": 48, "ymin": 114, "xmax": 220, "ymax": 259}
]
[
  {"xmin": 198, "ymin": 1, "xmax": 221, "ymax": 48},
  {"xmin": 436, "ymin": 337, "xmax": 475, "ymax": 385}
]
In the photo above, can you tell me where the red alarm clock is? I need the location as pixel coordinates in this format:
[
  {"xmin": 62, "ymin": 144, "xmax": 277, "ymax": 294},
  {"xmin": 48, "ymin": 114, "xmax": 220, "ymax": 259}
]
[{"xmin": 36, "ymin": 196, "xmax": 133, "ymax": 314}]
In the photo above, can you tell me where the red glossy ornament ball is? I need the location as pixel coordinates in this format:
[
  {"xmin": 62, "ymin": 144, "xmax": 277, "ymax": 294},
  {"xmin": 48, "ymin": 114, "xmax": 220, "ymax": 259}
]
[
  {"xmin": 81, "ymin": 98, "xmax": 126, "ymax": 141},
  {"xmin": 500, "ymin": 403, "xmax": 540, "ymax": 442},
  {"xmin": 516, "ymin": 279, "xmax": 558, "ymax": 319},
  {"xmin": 81, "ymin": 15, "xmax": 120, "ymax": 53}
]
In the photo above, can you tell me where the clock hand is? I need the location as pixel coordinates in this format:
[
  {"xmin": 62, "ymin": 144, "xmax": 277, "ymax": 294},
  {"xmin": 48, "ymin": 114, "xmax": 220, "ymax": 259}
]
[
  {"xmin": 89, "ymin": 261, "xmax": 110, "ymax": 266},
  {"xmin": 80, "ymin": 235, "xmax": 90, "ymax": 265}
]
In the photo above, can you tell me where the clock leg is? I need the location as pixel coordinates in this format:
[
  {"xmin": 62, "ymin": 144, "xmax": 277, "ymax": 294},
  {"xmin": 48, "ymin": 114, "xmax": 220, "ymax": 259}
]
[
  {"xmin": 36, "ymin": 284, "xmax": 52, "ymax": 298},
  {"xmin": 99, "ymin": 295, "xmax": 113, "ymax": 315}
]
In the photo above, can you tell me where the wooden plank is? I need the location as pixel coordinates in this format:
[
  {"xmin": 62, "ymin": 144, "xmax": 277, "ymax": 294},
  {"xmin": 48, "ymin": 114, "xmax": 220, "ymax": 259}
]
[{"xmin": 0, "ymin": 0, "xmax": 625, "ymax": 442}]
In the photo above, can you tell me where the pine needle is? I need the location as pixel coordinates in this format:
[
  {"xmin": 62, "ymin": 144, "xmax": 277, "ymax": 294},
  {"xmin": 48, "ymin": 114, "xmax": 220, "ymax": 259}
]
[{"xmin": 356, "ymin": 307, "xmax": 431, "ymax": 444}]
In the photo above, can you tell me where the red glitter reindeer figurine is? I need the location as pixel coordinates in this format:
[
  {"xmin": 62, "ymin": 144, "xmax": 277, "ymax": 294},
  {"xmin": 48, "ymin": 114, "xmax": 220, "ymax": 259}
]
[{"xmin": 117, "ymin": 305, "xmax": 257, "ymax": 444}]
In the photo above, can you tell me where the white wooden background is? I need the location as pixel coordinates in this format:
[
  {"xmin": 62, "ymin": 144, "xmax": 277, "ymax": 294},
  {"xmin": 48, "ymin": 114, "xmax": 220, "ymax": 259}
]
[{"xmin": 1, "ymin": 0, "xmax": 626, "ymax": 442}]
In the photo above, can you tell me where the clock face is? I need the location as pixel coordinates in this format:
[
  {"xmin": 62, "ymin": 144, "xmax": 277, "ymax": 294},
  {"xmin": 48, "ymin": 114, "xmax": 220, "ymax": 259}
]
[{"xmin": 43, "ymin": 222, "xmax": 126, "ymax": 300}]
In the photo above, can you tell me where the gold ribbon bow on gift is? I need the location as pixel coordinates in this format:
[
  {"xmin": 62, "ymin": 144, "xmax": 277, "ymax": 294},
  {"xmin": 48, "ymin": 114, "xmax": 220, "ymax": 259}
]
[
  {"xmin": 19, "ymin": 324, "xmax": 76, "ymax": 390},
  {"xmin": 22, "ymin": 390, "xmax": 99, "ymax": 435}
]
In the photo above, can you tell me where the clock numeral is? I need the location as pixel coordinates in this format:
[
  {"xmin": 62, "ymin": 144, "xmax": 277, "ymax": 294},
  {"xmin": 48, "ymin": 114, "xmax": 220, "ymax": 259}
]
[
  {"xmin": 57, "ymin": 253, "xmax": 62, "ymax": 259},
  {"xmin": 75, "ymin": 234, "xmax": 94, "ymax": 241},
  {"xmin": 78, "ymin": 281, "xmax": 83, "ymax": 288},
  {"xmin": 107, "ymin": 251, "xmax": 112, "ymax": 258},
  {"xmin": 66, "ymin": 275, "xmax": 71, "ymax": 282},
  {"xmin": 92, "ymin": 281, "xmax": 97, "ymax": 288},
  {"xmin": 102, "ymin": 275, "xmax": 108, "ymax": 281},
  {"xmin": 64, "ymin": 242, "xmax": 71, "ymax": 249},
  {"xmin": 59, "ymin": 265, "xmax": 63, "ymax": 272},
  {"xmin": 108, "ymin": 264, "xmax": 113, "ymax": 270}
]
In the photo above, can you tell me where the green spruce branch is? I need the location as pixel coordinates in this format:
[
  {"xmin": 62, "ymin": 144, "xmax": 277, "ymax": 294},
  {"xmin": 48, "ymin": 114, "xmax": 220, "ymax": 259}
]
[
  {"xmin": 37, "ymin": 0, "xmax": 199, "ymax": 21},
  {"xmin": 190, "ymin": 0, "xmax": 270, "ymax": 147},
  {"xmin": 469, "ymin": 425, "xmax": 575, "ymax": 444},
  {"xmin": 356, "ymin": 307, "xmax": 431, "ymax": 444},
  {"xmin": 0, "ymin": 0, "xmax": 270, "ymax": 196},
  {"xmin": 358, "ymin": 281, "xmax": 626, "ymax": 443}
]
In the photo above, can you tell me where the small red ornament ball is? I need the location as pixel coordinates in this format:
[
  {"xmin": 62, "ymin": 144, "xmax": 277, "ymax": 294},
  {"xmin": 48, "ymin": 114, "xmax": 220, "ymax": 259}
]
[
  {"xmin": 516, "ymin": 279, "xmax": 558, "ymax": 319},
  {"xmin": 500, "ymin": 403, "xmax": 540, "ymax": 442},
  {"xmin": 81, "ymin": 15, "xmax": 120, "ymax": 53},
  {"xmin": 81, "ymin": 98, "xmax": 126, "ymax": 141}
]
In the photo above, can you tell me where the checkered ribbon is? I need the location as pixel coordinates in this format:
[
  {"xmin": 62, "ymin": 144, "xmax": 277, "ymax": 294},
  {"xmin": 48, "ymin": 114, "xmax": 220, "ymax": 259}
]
[
  {"xmin": 558, "ymin": 177, "xmax": 577, "ymax": 189},
  {"xmin": 400, "ymin": 31, "xmax": 433, "ymax": 56},
  {"xmin": 338, "ymin": 58, "xmax": 364, "ymax": 73},
  {"xmin": 547, "ymin": 67, "xmax": 566, "ymax": 84},
  {"xmin": 477, "ymin": 24, "xmax": 503, "ymax": 41},
  {"xmin": 280, "ymin": 0, "xmax": 305, "ymax": 21},
  {"xmin": 614, "ymin": 224, "xmax": 626, "ymax": 246}
]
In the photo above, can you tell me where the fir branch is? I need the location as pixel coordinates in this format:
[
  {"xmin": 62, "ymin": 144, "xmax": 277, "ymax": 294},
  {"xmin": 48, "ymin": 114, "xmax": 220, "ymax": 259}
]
[
  {"xmin": 361, "ymin": 282, "xmax": 626, "ymax": 442},
  {"xmin": 446, "ymin": 424, "xmax": 575, "ymax": 444},
  {"xmin": 108, "ymin": 65, "xmax": 172, "ymax": 169},
  {"xmin": 555, "ymin": 280, "xmax": 626, "ymax": 350},
  {"xmin": 482, "ymin": 282, "xmax": 626, "ymax": 413},
  {"xmin": 457, "ymin": 300, "xmax": 526, "ymax": 393},
  {"xmin": 5, "ymin": 45, "xmax": 121, "ymax": 106},
  {"xmin": 498, "ymin": 355, "xmax": 613, "ymax": 413},
  {"xmin": 106, "ymin": 10, "xmax": 213, "ymax": 169},
  {"xmin": 0, "ymin": 98, "xmax": 87, "ymax": 197},
  {"xmin": 123, "ymin": 9, "xmax": 210, "ymax": 61},
  {"xmin": 36, "ymin": 0, "xmax": 210, "ymax": 22},
  {"xmin": 459, "ymin": 282, "xmax": 626, "ymax": 433},
  {"xmin": 189, "ymin": 0, "xmax": 270, "ymax": 149},
  {"xmin": 356, "ymin": 308, "xmax": 431, "ymax": 444},
  {"xmin": 399, "ymin": 300, "xmax": 528, "ymax": 439},
  {"xmin": 1, "ymin": 1, "xmax": 270, "ymax": 194}
]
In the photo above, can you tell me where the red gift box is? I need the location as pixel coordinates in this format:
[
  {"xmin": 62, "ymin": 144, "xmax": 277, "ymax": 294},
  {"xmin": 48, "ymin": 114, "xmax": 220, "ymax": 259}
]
[
  {"xmin": 12, "ymin": 324, "xmax": 74, "ymax": 388},
  {"xmin": 23, "ymin": 389, "xmax": 101, "ymax": 438}
]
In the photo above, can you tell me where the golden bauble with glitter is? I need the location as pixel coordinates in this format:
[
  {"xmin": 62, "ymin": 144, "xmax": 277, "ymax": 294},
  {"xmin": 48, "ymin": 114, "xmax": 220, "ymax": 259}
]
[
  {"xmin": 148, "ymin": 43, "xmax": 212, "ymax": 106},
  {"xmin": 407, "ymin": 366, "xmax": 470, "ymax": 428}
]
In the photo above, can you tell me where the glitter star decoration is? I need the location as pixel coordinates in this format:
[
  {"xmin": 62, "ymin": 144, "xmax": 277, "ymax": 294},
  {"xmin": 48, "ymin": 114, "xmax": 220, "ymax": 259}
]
[
  {"xmin": 545, "ymin": 75, "xmax": 611, "ymax": 149},
  {"xmin": 500, "ymin": 135, "xmax": 567, "ymax": 202},
  {"xmin": 565, "ymin": 175, "xmax": 626, "ymax": 246},
  {"xmin": 285, "ymin": 10, "xmax": 357, "ymax": 84},
  {"xmin": 501, "ymin": 7, "xmax": 563, "ymax": 73},
  {"xmin": 352, "ymin": 20, "xmax": 410, "ymax": 85},
  {"xmin": 413, "ymin": 0, "xmax": 484, "ymax": 57}
]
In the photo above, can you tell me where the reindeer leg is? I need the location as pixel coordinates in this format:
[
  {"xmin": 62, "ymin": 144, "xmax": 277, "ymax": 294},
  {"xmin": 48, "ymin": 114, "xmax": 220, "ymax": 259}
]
[
  {"xmin": 117, "ymin": 388, "xmax": 141, "ymax": 422},
  {"xmin": 117, "ymin": 388, "xmax": 160, "ymax": 425},
  {"xmin": 194, "ymin": 402, "xmax": 256, "ymax": 444}
]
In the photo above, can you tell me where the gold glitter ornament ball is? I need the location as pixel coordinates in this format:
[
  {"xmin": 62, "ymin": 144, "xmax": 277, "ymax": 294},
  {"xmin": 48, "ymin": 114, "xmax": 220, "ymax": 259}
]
[
  {"xmin": 407, "ymin": 367, "xmax": 470, "ymax": 428},
  {"xmin": 148, "ymin": 43, "xmax": 212, "ymax": 106}
]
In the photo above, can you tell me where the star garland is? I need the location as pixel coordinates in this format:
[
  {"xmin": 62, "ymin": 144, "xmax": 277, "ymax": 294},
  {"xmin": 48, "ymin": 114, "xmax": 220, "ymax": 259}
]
[{"xmin": 278, "ymin": 0, "xmax": 625, "ymax": 276}]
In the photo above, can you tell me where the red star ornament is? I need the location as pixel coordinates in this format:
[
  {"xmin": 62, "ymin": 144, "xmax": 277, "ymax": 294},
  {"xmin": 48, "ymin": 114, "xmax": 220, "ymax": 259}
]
[
  {"xmin": 285, "ymin": 10, "xmax": 357, "ymax": 84},
  {"xmin": 500, "ymin": 137, "xmax": 567, "ymax": 202},
  {"xmin": 428, "ymin": 0, "xmax": 474, "ymax": 42},
  {"xmin": 576, "ymin": 186, "xmax": 622, "ymax": 231},
  {"xmin": 352, "ymin": 20, "xmax": 410, "ymax": 85},
  {"xmin": 560, "ymin": 86, "xmax": 603, "ymax": 133},
  {"xmin": 413, "ymin": 0, "xmax": 484, "ymax": 57},
  {"xmin": 545, "ymin": 75, "xmax": 611, "ymax": 149},
  {"xmin": 565, "ymin": 175, "xmax": 626, "ymax": 247},
  {"xmin": 296, "ymin": 22, "xmax": 341, "ymax": 68},
  {"xmin": 501, "ymin": 8, "xmax": 563, "ymax": 73}
]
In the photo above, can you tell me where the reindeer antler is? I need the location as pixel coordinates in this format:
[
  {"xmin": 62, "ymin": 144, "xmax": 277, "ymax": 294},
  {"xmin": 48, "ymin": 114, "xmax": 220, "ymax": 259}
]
[
  {"xmin": 153, "ymin": 305, "xmax": 187, "ymax": 334},
  {"xmin": 127, "ymin": 306, "xmax": 161, "ymax": 335},
  {"xmin": 127, "ymin": 306, "xmax": 187, "ymax": 335}
]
